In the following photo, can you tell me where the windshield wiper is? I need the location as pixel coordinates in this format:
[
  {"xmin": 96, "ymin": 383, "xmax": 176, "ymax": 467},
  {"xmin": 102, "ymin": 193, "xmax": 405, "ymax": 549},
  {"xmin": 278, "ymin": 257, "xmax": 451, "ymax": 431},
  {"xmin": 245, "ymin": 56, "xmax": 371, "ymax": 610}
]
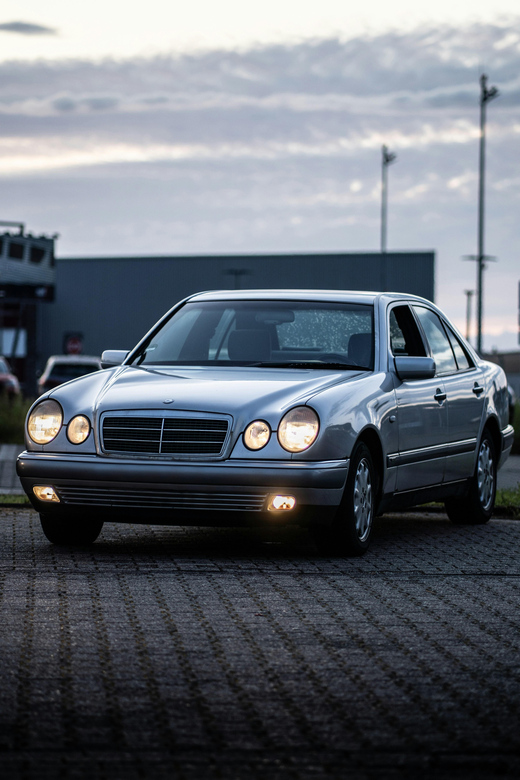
[
  {"xmin": 129, "ymin": 360, "xmax": 369, "ymax": 370},
  {"xmin": 248, "ymin": 361, "xmax": 364, "ymax": 370}
]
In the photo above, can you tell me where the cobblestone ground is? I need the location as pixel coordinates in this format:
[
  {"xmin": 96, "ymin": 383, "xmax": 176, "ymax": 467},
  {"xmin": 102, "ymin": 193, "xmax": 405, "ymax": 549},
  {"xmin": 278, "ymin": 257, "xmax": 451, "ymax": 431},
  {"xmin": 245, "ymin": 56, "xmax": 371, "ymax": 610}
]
[{"xmin": 1, "ymin": 508, "xmax": 520, "ymax": 780}]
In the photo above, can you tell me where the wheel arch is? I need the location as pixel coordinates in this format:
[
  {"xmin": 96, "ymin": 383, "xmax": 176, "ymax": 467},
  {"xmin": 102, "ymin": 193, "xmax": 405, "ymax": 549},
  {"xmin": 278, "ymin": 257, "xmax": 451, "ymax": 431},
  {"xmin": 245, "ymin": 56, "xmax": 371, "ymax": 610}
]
[
  {"xmin": 355, "ymin": 426, "xmax": 384, "ymax": 508},
  {"xmin": 483, "ymin": 415, "xmax": 501, "ymax": 460}
]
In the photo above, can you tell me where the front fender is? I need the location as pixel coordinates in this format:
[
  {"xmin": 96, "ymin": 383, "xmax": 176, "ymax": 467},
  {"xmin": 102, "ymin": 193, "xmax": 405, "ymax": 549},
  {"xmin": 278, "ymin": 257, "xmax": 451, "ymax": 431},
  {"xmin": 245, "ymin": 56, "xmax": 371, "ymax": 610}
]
[{"xmin": 296, "ymin": 372, "xmax": 397, "ymax": 462}]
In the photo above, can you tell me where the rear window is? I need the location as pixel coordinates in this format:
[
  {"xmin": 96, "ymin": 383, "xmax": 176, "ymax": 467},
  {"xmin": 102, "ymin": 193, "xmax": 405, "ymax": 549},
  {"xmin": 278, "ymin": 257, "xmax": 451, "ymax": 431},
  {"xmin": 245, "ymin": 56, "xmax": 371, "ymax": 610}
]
[{"xmin": 49, "ymin": 363, "xmax": 99, "ymax": 379}]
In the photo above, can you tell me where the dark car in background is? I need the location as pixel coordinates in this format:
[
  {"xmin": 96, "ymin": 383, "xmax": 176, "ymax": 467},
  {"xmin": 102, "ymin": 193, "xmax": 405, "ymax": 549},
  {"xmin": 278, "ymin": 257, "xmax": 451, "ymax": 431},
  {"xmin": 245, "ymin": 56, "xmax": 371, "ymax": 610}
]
[{"xmin": 37, "ymin": 355, "xmax": 102, "ymax": 394}]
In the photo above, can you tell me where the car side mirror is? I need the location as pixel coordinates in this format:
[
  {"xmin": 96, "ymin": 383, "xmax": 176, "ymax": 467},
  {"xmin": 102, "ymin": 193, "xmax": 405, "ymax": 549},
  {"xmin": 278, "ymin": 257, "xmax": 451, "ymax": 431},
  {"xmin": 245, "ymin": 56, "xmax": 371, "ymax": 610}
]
[
  {"xmin": 101, "ymin": 350, "xmax": 130, "ymax": 368},
  {"xmin": 394, "ymin": 356, "xmax": 436, "ymax": 380}
]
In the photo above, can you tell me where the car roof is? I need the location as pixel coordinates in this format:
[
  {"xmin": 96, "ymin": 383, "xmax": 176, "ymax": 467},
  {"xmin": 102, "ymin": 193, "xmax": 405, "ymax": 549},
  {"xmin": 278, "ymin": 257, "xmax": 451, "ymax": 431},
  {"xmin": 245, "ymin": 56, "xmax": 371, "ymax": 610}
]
[
  {"xmin": 186, "ymin": 289, "xmax": 432, "ymax": 306},
  {"xmin": 0, "ymin": 356, "xmax": 13, "ymax": 371},
  {"xmin": 45, "ymin": 355, "xmax": 101, "ymax": 365}
]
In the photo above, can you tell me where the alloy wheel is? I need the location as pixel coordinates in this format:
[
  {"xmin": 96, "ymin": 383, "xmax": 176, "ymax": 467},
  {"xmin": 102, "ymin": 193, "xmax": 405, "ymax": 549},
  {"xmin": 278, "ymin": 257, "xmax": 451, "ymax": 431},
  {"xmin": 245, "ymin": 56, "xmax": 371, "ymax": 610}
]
[
  {"xmin": 353, "ymin": 458, "xmax": 373, "ymax": 541},
  {"xmin": 477, "ymin": 439, "xmax": 494, "ymax": 513}
]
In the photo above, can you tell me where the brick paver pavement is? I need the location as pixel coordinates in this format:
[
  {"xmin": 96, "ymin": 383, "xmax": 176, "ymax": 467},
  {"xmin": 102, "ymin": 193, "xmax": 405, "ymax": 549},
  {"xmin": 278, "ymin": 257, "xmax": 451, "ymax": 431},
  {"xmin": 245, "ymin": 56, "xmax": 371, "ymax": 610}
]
[{"xmin": 1, "ymin": 508, "xmax": 520, "ymax": 779}]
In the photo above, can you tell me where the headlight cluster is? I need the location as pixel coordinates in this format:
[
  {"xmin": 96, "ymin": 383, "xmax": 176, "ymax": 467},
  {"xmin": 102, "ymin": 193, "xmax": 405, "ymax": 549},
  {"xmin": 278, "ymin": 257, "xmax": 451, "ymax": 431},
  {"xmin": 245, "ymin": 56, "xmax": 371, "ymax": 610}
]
[
  {"xmin": 28, "ymin": 400, "xmax": 63, "ymax": 444},
  {"xmin": 278, "ymin": 407, "xmax": 320, "ymax": 452},
  {"xmin": 244, "ymin": 420, "xmax": 271, "ymax": 450},
  {"xmin": 28, "ymin": 400, "xmax": 91, "ymax": 445},
  {"xmin": 67, "ymin": 415, "xmax": 91, "ymax": 444},
  {"xmin": 243, "ymin": 406, "xmax": 319, "ymax": 453}
]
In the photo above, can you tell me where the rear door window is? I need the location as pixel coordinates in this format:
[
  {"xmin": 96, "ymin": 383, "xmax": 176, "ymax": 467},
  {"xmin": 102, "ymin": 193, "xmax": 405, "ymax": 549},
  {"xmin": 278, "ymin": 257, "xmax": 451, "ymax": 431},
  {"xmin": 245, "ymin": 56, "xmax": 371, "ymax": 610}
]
[{"xmin": 412, "ymin": 307, "xmax": 457, "ymax": 375}]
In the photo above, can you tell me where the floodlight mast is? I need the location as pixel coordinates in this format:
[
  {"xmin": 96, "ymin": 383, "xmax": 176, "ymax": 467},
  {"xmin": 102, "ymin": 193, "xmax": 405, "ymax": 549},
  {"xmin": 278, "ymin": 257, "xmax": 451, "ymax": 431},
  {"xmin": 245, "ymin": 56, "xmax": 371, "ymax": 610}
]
[
  {"xmin": 380, "ymin": 145, "xmax": 397, "ymax": 256},
  {"xmin": 464, "ymin": 289, "xmax": 475, "ymax": 342},
  {"xmin": 476, "ymin": 74, "xmax": 499, "ymax": 354}
]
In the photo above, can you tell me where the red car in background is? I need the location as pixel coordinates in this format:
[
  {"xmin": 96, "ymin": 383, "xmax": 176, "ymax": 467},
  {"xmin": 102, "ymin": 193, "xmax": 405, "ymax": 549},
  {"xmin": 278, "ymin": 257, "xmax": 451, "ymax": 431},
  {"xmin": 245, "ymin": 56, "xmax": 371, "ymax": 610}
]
[{"xmin": 0, "ymin": 356, "xmax": 21, "ymax": 398}]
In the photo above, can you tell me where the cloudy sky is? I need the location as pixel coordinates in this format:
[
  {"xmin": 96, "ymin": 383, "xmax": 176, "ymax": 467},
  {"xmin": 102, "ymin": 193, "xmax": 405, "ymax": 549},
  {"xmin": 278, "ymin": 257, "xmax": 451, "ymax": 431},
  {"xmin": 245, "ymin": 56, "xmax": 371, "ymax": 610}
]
[{"xmin": 1, "ymin": 1, "xmax": 519, "ymax": 350}]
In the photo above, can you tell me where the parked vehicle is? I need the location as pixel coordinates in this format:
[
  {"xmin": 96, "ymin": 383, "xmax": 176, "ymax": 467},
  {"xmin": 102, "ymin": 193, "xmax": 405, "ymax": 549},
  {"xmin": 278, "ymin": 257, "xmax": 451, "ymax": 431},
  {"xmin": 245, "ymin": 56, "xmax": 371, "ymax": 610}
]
[
  {"xmin": 508, "ymin": 384, "xmax": 517, "ymax": 426},
  {"xmin": 17, "ymin": 290, "xmax": 514, "ymax": 554},
  {"xmin": 37, "ymin": 354, "xmax": 102, "ymax": 394},
  {"xmin": 0, "ymin": 356, "xmax": 20, "ymax": 398}
]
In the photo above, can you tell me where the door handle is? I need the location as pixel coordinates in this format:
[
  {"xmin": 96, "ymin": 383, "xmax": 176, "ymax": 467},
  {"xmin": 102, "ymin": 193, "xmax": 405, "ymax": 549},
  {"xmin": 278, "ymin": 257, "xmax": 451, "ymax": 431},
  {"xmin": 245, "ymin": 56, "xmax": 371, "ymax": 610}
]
[
  {"xmin": 472, "ymin": 383, "xmax": 484, "ymax": 396},
  {"xmin": 434, "ymin": 389, "xmax": 446, "ymax": 403}
]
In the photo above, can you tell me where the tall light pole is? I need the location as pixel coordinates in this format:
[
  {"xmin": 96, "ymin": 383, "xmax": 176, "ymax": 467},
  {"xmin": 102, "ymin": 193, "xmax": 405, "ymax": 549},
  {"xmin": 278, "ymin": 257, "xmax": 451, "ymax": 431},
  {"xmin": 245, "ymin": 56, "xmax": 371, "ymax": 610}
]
[
  {"xmin": 381, "ymin": 145, "xmax": 397, "ymax": 255},
  {"xmin": 475, "ymin": 73, "xmax": 499, "ymax": 354}
]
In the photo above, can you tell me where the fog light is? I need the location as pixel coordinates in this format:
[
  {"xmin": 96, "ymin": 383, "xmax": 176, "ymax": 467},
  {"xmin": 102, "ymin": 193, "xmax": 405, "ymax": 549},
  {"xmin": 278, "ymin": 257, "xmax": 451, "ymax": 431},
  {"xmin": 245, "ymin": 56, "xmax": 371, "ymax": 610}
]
[
  {"xmin": 268, "ymin": 495, "xmax": 296, "ymax": 511},
  {"xmin": 33, "ymin": 486, "xmax": 60, "ymax": 503}
]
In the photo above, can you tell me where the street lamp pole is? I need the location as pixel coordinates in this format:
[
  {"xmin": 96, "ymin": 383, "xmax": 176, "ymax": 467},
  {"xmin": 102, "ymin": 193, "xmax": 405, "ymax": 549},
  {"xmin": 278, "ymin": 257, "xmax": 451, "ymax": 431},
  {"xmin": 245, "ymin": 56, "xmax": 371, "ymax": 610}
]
[
  {"xmin": 381, "ymin": 145, "xmax": 397, "ymax": 255},
  {"xmin": 476, "ymin": 73, "xmax": 499, "ymax": 354}
]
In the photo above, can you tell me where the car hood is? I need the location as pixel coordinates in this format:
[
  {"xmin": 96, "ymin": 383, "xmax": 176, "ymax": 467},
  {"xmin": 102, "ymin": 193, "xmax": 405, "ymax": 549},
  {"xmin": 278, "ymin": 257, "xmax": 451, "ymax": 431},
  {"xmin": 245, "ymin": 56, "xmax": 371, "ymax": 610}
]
[
  {"xmin": 100, "ymin": 365, "xmax": 360, "ymax": 414},
  {"xmin": 51, "ymin": 364, "xmax": 364, "ymax": 425}
]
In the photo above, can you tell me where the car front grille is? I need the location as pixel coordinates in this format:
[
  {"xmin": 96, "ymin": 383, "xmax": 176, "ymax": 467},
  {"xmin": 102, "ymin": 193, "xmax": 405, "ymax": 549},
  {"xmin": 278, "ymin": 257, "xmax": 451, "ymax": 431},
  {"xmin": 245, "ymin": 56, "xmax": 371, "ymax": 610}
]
[
  {"xmin": 101, "ymin": 414, "xmax": 230, "ymax": 457},
  {"xmin": 56, "ymin": 485, "xmax": 267, "ymax": 512}
]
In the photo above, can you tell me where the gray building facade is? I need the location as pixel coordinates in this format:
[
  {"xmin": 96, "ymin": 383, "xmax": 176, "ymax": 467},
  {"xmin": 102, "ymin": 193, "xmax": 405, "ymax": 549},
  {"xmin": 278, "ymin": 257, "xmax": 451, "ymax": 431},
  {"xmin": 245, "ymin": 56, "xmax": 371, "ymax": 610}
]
[{"xmin": 38, "ymin": 250, "xmax": 435, "ymax": 369}]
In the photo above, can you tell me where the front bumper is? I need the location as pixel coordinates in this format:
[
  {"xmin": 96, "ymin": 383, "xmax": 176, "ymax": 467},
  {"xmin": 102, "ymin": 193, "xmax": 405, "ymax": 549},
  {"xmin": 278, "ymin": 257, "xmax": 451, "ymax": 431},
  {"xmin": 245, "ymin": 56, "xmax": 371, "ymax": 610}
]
[{"xmin": 16, "ymin": 452, "xmax": 349, "ymax": 526}]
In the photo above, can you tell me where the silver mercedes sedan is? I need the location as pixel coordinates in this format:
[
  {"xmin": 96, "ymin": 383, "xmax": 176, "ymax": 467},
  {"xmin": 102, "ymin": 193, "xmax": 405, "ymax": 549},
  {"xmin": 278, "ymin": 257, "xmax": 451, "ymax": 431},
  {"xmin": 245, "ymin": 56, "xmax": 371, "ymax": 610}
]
[{"xmin": 17, "ymin": 290, "xmax": 514, "ymax": 555}]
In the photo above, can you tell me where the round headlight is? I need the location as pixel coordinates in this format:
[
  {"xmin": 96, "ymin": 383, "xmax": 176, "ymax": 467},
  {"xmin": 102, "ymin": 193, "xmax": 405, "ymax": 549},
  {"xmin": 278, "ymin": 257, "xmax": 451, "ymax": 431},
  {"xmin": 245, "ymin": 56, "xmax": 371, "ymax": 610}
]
[
  {"xmin": 28, "ymin": 400, "xmax": 63, "ymax": 444},
  {"xmin": 278, "ymin": 406, "xmax": 319, "ymax": 453},
  {"xmin": 67, "ymin": 415, "xmax": 91, "ymax": 444},
  {"xmin": 244, "ymin": 420, "xmax": 271, "ymax": 450}
]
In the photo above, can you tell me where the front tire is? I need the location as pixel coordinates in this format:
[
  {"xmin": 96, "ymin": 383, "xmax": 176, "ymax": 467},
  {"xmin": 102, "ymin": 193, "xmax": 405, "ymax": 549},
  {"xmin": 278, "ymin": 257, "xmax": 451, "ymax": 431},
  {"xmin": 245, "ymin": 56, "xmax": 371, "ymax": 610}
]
[
  {"xmin": 40, "ymin": 514, "xmax": 104, "ymax": 545},
  {"xmin": 445, "ymin": 430, "xmax": 496, "ymax": 525},
  {"xmin": 312, "ymin": 442, "xmax": 377, "ymax": 556}
]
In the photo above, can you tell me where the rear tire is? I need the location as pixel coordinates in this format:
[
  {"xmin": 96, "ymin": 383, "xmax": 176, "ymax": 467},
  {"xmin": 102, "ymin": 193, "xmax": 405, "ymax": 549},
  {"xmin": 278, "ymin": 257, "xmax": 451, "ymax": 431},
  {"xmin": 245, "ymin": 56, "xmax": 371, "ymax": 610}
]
[
  {"xmin": 445, "ymin": 430, "xmax": 496, "ymax": 525},
  {"xmin": 312, "ymin": 442, "xmax": 377, "ymax": 556},
  {"xmin": 40, "ymin": 514, "xmax": 104, "ymax": 545}
]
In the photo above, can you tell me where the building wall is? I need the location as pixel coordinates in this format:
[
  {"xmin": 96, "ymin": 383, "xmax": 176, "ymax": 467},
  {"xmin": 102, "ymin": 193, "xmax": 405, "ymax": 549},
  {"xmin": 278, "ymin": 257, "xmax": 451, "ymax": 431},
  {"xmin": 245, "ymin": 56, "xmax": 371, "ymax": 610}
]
[{"xmin": 38, "ymin": 251, "xmax": 435, "ymax": 367}]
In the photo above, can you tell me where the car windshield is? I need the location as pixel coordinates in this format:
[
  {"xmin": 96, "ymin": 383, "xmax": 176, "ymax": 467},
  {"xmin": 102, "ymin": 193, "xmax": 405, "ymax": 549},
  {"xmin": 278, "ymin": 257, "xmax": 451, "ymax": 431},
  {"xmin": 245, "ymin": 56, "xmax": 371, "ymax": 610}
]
[{"xmin": 131, "ymin": 300, "xmax": 374, "ymax": 370}]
